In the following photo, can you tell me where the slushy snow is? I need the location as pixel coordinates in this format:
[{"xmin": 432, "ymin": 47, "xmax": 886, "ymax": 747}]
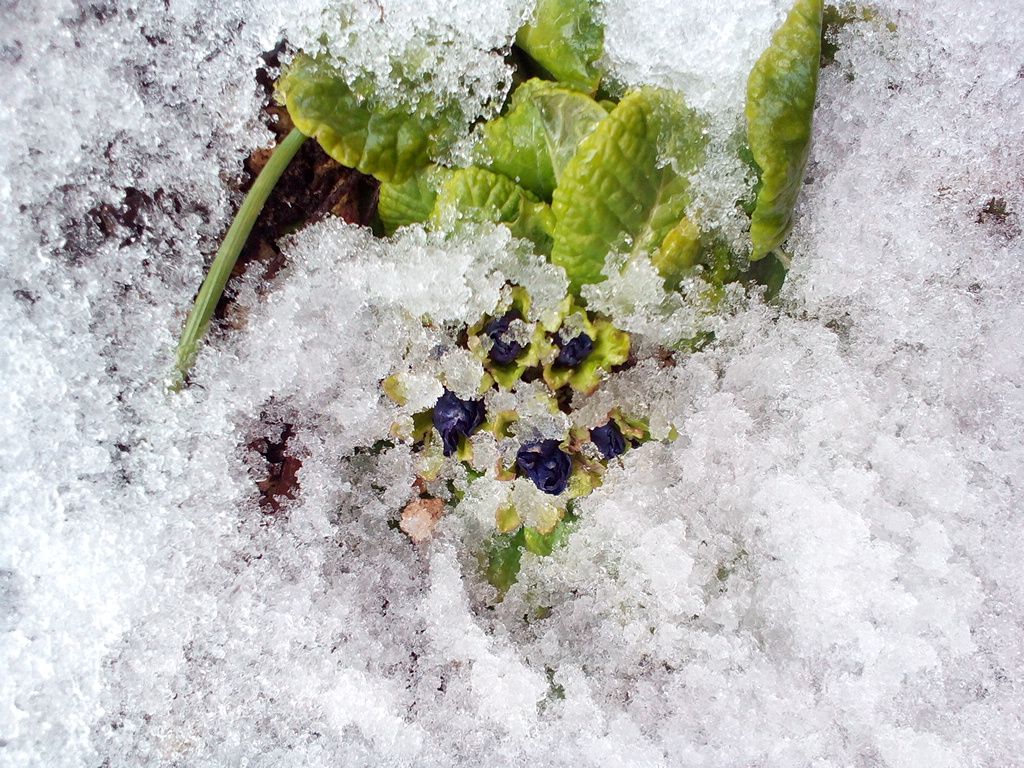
[{"xmin": 2, "ymin": 0, "xmax": 1023, "ymax": 766}]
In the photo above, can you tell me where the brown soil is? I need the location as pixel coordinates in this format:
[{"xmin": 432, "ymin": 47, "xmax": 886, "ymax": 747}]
[{"xmin": 214, "ymin": 44, "xmax": 380, "ymax": 325}]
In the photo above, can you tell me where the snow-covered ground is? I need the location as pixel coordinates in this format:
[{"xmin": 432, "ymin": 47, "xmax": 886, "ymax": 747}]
[{"xmin": 2, "ymin": 1, "xmax": 1023, "ymax": 765}]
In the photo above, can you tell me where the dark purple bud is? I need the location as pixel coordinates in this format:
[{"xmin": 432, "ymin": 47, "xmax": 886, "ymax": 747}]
[
  {"xmin": 433, "ymin": 390, "xmax": 486, "ymax": 457},
  {"xmin": 484, "ymin": 312, "xmax": 525, "ymax": 365},
  {"xmin": 516, "ymin": 440, "xmax": 573, "ymax": 495},
  {"xmin": 554, "ymin": 331, "xmax": 594, "ymax": 367},
  {"xmin": 590, "ymin": 421, "xmax": 626, "ymax": 459}
]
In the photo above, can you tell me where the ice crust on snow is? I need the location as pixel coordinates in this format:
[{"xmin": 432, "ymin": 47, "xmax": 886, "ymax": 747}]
[{"xmin": 2, "ymin": 1, "xmax": 1024, "ymax": 767}]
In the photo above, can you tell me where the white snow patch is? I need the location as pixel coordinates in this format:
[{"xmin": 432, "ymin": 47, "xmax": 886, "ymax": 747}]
[{"xmin": 2, "ymin": 0, "xmax": 1023, "ymax": 766}]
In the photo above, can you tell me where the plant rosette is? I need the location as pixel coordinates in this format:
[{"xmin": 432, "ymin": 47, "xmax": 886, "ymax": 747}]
[{"xmin": 172, "ymin": 0, "xmax": 827, "ymax": 597}]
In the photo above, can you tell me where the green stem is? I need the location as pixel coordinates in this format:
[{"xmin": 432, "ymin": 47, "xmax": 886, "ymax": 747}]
[{"xmin": 172, "ymin": 127, "xmax": 308, "ymax": 389}]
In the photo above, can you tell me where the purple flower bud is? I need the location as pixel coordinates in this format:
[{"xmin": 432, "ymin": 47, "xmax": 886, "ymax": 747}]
[
  {"xmin": 516, "ymin": 440, "xmax": 572, "ymax": 495},
  {"xmin": 590, "ymin": 421, "xmax": 626, "ymax": 459},
  {"xmin": 484, "ymin": 312, "xmax": 525, "ymax": 365},
  {"xmin": 433, "ymin": 390, "xmax": 486, "ymax": 457},
  {"xmin": 554, "ymin": 331, "xmax": 594, "ymax": 367}
]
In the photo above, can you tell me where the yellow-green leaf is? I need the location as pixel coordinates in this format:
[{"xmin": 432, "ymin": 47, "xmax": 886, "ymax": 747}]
[
  {"xmin": 515, "ymin": 0, "xmax": 604, "ymax": 94},
  {"xmin": 278, "ymin": 54, "xmax": 465, "ymax": 183},
  {"xmin": 431, "ymin": 167, "xmax": 555, "ymax": 255},
  {"xmin": 378, "ymin": 167, "xmax": 447, "ymax": 234},
  {"xmin": 551, "ymin": 88, "xmax": 707, "ymax": 292},
  {"xmin": 745, "ymin": 0, "xmax": 824, "ymax": 259},
  {"xmin": 479, "ymin": 78, "xmax": 608, "ymax": 200}
]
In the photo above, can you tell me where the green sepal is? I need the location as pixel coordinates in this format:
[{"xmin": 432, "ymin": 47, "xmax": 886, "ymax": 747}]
[
  {"xmin": 278, "ymin": 54, "xmax": 465, "ymax": 183},
  {"xmin": 610, "ymin": 408, "xmax": 650, "ymax": 443},
  {"xmin": 414, "ymin": 439, "xmax": 445, "ymax": 482},
  {"xmin": 485, "ymin": 409, "xmax": 521, "ymax": 442},
  {"xmin": 566, "ymin": 459, "xmax": 600, "ymax": 499},
  {"xmin": 551, "ymin": 88, "xmax": 708, "ymax": 292},
  {"xmin": 455, "ymin": 434, "xmax": 475, "ymax": 463},
  {"xmin": 745, "ymin": 0, "xmax": 824, "ymax": 259},
  {"xmin": 543, "ymin": 316, "xmax": 630, "ymax": 394},
  {"xmin": 496, "ymin": 504, "xmax": 522, "ymax": 534},
  {"xmin": 381, "ymin": 374, "xmax": 408, "ymax": 405},
  {"xmin": 515, "ymin": 0, "xmax": 604, "ymax": 94},
  {"xmin": 478, "ymin": 79, "xmax": 608, "ymax": 200},
  {"xmin": 411, "ymin": 410, "xmax": 435, "ymax": 443}
]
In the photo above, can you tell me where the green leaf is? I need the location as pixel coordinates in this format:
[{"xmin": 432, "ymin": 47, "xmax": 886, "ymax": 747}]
[
  {"xmin": 523, "ymin": 512, "xmax": 579, "ymax": 556},
  {"xmin": 821, "ymin": 3, "xmax": 892, "ymax": 67},
  {"xmin": 522, "ymin": 526, "xmax": 554, "ymax": 556},
  {"xmin": 278, "ymin": 54, "xmax": 465, "ymax": 183},
  {"xmin": 378, "ymin": 166, "xmax": 446, "ymax": 234},
  {"xmin": 431, "ymin": 167, "xmax": 556, "ymax": 255},
  {"xmin": 484, "ymin": 530, "xmax": 526, "ymax": 597},
  {"xmin": 515, "ymin": 0, "xmax": 604, "ymax": 94},
  {"xmin": 651, "ymin": 217, "xmax": 702, "ymax": 290},
  {"xmin": 745, "ymin": 0, "xmax": 824, "ymax": 260},
  {"xmin": 743, "ymin": 251, "xmax": 788, "ymax": 300},
  {"xmin": 550, "ymin": 88, "xmax": 708, "ymax": 292},
  {"xmin": 478, "ymin": 78, "xmax": 608, "ymax": 200}
]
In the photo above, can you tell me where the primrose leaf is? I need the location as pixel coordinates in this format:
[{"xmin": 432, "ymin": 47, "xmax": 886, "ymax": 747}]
[
  {"xmin": 745, "ymin": 0, "xmax": 824, "ymax": 260},
  {"xmin": 378, "ymin": 167, "xmax": 447, "ymax": 234},
  {"xmin": 479, "ymin": 78, "xmax": 608, "ymax": 200},
  {"xmin": 515, "ymin": 0, "xmax": 604, "ymax": 94},
  {"xmin": 431, "ymin": 167, "xmax": 555, "ymax": 255},
  {"xmin": 551, "ymin": 88, "xmax": 708, "ymax": 292},
  {"xmin": 484, "ymin": 529, "xmax": 525, "ymax": 597},
  {"xmin": 278, "ymin": 54, "xmax": 464, "ymax": 183},
  {"xmin": 651, "ymin": 217, "xmax": 702, "ymax": 290}
]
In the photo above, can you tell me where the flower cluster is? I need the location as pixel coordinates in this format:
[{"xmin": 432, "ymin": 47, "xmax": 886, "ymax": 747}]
[{"xmin": 385, "ymin": 284, "xmax": 652, "ymax": 592}]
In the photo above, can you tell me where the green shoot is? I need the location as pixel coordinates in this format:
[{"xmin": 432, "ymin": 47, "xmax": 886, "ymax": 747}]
[{"xmin": 172, "ymin": 127, "xmax": 307, "ymax": 389}]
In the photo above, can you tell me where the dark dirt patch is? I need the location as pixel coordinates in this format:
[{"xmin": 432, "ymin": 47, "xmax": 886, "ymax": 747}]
[
  {"xmin": 249, "ymin": 422, "xmax": 302, "ymax": 514},
  {"xmin": 975, "ymin": 196, "xmax": 1020, "ymax": 240},
  {"xmin": 214, "ymin": 43, "xmax": 380, "ymax": 325}
]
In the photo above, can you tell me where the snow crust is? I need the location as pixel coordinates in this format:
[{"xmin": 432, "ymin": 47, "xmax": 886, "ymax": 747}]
[{"xmin": 2, "ymin": 1, "xmax": 1023, "ymax": 766}]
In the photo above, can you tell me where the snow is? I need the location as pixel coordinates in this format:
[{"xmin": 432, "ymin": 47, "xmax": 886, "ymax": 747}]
[{"xmin": 2, "ymin": 0, "xmax": 1024, "ymax": 766}]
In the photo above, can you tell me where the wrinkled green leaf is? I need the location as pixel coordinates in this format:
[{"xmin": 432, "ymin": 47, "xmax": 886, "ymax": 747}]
[
  {"xmin": 515, "ymin": 0, "xmax": 604, "ymax": 94},
  {"xmin": 432, "ymin": 167, "xmax": 556, "ymax": 255},
  {"xmin": 522, "ymin": 526, "xmax": 554, "ymax": 556},
  {"xmin": 524, "ymin": 513, "xmax": 578, "ymax": 556},
  {"xmin": 745, "ymin": 0, "xmax": 824, "ymax": 260},
  {"xmin": 486, "ymin": 514, "xmax": 577, "ymax": 596},
  {"xmin": 278, "ymin": 54, "xmax": 465, "ymax": 183},
  {"xmin": 378, "ymin": 166, "xmax": 446, "ymax": 234},
  {"xmin": 479, "ymin": 78, "xmax": 608, "ymax": 200},
  {"xmin": 550, "ymin": 88, "xmax": 708, "ymax": 292}
]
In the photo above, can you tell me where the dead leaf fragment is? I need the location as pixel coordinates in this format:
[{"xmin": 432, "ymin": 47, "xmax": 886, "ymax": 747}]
[{"xmin": 400, "ymin": 498, "xmax": 445, "ymax": 543}]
